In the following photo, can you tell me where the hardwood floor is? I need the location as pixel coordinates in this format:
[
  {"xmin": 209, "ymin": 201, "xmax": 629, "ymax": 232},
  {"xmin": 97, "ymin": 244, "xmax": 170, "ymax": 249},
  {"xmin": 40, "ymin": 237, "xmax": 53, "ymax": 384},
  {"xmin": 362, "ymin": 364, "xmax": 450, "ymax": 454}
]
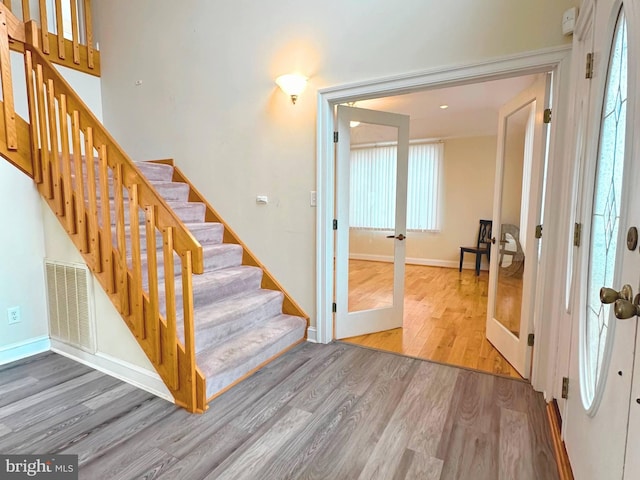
[
  {"xmin": 0, "ymin": 347, "xmax": 558, "ymax": 479},
  {"xmin": 343, "ymin": 260, "xmax": 522, "ymax": 379}
]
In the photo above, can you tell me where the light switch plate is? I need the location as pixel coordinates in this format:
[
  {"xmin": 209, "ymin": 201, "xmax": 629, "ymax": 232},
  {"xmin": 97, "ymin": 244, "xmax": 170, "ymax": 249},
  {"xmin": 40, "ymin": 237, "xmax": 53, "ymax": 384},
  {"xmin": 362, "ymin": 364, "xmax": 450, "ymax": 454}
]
[{"xmin": 256, "ymin": 195, "xmax": 269, "ymax": 205}]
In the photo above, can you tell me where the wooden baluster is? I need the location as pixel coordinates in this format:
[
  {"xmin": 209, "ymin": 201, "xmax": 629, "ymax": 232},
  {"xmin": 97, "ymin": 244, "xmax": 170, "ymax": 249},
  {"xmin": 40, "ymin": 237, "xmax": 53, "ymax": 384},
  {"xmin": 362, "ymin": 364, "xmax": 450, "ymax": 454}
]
[
  {"xmin": 71, "ymin": 110, "xmax": 87, "ymax": 251},
  {"xmin": 83, "ymin": 0, "xmax": 94, "ymax": 69},
  {"xmin": 0, "ymin": 9, "xmax": 17, "ymax": 151},
  {"xmin": 21, "ymin": 0, "xmax": 30, "ymax": 21},
  {"xmin": 145, "ymin": 205, "xmax": 160, "ymax": 363},
  {"xmin": 114, "ymin": 163, "xmax": 129, "ymax": 316},
  {"xmin": 162, "ymin": 227, "xmax": 178, "ymax": 389},
  {"xmin": 98, "ymin": 145, "xmax": 113, "ymax": 292},
  {"xmin": 128, "ymin": 183, "xmax": 144, "ymax": 337},
  {"xmin": 35, "ymin": 65, "xmax": 52, "ymax": 198},
  {"xmin": 38, "ymin": 0, "xmax": 49, "ymax": 53},
  {"xmin": 181, "ymin": 250, "xmax": 197, "ymax": 410},
  {"xmin": 54, "ymin": 0, "xmax": 65, "ymax": 59},
  {"xmin": 46, "ymin": 79, "xmax": 63, "ymax": 215},
  {"xmin": 84, "ymin": 127, "xmax": 101, "ymax": 270},
  {"xmin": 23, "ymin": 50, "xmax": 41, "ymax": 183},
  {"xmin": 70, "ymin": 0, "xmax": 79, "ymax": 64},
  {"xmin": 58, "ymin": 94, "xmax": 75, "ymax": 233}
]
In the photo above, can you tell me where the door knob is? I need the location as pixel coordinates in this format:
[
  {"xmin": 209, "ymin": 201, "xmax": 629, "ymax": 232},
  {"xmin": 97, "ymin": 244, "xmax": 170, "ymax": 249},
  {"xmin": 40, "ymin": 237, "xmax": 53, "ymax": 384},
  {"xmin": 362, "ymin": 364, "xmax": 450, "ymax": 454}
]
[
  {"xmin": 614, "ymin": 294, "xmax": 640, "ymax": 319},
  {"xmin": 600, "ymin": 284, "xmax": 633, "ymax": 304},
  {"xmin": 386, "ymin": 234, "xmax": 406, "ymax": 241}
]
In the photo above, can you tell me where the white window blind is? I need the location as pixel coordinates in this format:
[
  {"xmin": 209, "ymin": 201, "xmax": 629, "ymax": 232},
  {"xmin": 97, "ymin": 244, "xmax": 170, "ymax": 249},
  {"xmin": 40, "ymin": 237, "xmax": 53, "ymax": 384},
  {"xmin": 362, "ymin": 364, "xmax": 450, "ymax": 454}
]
[{"xmin": 349, "ymin": 142, "xmax": 443, "ymax": 231}]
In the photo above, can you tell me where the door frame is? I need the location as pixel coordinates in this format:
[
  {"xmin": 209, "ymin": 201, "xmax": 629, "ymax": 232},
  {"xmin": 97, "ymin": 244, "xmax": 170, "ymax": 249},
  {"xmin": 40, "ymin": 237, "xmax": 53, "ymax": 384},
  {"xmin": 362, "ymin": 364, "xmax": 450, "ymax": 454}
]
[{"xmin": 315, "ymin": 45, "xmax": 572, "ymax": 395}]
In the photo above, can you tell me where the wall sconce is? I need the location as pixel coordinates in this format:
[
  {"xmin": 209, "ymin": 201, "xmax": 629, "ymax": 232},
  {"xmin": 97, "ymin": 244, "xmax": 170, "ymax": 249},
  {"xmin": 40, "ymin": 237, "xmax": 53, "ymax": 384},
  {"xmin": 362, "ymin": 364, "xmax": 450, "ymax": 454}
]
[{"xmin": 275, "ymin": 74, "xmax": 308, "ymax": 104}]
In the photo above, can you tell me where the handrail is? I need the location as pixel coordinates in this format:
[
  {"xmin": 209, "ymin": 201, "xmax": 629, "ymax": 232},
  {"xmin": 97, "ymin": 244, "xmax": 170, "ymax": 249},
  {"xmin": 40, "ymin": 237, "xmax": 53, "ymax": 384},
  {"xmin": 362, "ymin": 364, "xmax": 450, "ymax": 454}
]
[{"xmin": 21, "ymin": 29, "xmax": 206, "ymax": 412}]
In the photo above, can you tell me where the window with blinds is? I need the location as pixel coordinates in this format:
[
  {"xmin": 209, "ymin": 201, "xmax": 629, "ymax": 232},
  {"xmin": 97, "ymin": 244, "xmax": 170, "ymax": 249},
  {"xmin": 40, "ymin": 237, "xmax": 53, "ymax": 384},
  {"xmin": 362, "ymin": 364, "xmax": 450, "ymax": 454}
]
[{"xmin": 349, "ymin": 142, "xmax": 443, "ymax": 231}]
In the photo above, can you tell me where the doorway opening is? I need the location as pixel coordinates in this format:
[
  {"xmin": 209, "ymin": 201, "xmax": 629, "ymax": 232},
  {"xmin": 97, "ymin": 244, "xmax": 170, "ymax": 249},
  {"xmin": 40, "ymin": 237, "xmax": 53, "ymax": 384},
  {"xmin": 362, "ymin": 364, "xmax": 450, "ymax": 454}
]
[{"xmin": 316, "ymin": 50, "xmax": 570, "ymax": 387}]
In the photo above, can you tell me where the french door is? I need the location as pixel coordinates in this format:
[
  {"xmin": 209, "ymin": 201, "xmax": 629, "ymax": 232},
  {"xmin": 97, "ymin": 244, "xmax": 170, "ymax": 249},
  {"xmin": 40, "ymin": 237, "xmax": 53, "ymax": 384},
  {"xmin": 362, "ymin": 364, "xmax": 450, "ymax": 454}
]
[
  {"xmin": 563, "ymin": 1, "xmax": 640, "ymax": 479},
  {"xmin": 486, "ymin": 75, "xmax": 550, "ymax": 378},
  {"xmin": 334, "ymin": 105, "xmax": 410, "ymax": 339}
]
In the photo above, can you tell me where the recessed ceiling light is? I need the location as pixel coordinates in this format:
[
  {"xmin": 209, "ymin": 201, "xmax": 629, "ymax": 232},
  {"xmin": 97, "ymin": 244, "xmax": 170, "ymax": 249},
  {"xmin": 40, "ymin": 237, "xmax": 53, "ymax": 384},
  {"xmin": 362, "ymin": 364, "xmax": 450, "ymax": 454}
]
[{"xmin": 439, "ymin": 104, "xmax": 449, "ymax": 109}]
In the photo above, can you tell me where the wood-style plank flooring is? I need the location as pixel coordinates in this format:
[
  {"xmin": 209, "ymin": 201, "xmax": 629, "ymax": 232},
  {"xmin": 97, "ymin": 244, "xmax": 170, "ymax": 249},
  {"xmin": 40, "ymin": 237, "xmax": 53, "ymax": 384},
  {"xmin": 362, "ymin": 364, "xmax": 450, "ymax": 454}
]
[
  {"xmin": 343, "ymin": 261, "xmax": 522, "ymax": 379},
  {"xmin": 0, "ymin": 347, "xmax": 558, "ymax": 479}
]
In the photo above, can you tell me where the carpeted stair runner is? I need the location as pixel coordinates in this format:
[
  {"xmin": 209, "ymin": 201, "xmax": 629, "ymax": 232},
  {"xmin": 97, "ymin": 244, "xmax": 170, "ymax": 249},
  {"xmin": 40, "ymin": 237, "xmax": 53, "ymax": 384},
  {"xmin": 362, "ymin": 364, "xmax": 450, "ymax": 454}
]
[{"xmin": 79, "ymin": 158, "xmax": 307, "ymax": 401}]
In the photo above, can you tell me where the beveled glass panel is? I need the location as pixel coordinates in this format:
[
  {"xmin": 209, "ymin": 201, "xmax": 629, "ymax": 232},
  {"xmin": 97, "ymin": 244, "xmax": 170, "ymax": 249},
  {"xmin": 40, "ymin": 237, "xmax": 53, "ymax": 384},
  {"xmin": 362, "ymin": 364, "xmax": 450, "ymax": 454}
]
[{"xmin": 582, "ymin": 10, "xmax": 627, "ymax": 409}]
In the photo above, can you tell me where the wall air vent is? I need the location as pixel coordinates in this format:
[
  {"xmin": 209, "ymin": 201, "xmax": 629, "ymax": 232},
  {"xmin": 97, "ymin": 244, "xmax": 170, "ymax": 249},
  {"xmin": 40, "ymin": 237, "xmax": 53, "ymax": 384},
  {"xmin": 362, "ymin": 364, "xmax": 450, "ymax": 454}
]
[{"xmin": 45, "ymin": 260, "xmax": 96, "ymax": 354}]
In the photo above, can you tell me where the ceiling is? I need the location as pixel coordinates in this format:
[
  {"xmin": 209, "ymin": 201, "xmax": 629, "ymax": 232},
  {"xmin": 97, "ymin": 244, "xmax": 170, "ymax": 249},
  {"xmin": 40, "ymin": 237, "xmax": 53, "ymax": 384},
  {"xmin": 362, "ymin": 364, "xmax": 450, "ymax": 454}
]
[{"xmin": 349, "ymin": 74, "xmax": 540, "ymax": 144}]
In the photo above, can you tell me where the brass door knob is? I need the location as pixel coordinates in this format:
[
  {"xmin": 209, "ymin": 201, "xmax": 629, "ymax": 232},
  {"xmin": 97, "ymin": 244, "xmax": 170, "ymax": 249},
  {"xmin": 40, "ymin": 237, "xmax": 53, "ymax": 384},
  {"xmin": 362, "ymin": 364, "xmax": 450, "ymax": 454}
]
[
  {"xmin": 600, "ymin": 284, "xmax": 634, "ymax": 304},
  {"xmin": 614, "ymin": 297, "xmax": 640, "ymax": 320}
]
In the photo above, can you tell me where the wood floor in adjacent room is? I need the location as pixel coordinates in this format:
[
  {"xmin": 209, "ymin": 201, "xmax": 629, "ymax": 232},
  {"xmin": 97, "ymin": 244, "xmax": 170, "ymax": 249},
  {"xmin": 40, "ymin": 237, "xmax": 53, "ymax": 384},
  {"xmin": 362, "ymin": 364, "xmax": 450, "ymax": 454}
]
[
  {"xmin": 0, "ymin": 346, "xmax": 558, "ymax": 480},
  {"xmin": 343, "ymin": 261, "xmax": 522, "ymax": 379}
]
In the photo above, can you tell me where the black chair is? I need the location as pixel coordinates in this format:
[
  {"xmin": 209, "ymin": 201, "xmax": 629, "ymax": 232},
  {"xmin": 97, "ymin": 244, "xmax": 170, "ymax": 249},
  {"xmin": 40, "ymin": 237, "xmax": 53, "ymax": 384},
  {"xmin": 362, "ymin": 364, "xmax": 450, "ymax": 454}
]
[{"xmin": 459, "ymin": 219, "xmax": 492, "ymax": 276}]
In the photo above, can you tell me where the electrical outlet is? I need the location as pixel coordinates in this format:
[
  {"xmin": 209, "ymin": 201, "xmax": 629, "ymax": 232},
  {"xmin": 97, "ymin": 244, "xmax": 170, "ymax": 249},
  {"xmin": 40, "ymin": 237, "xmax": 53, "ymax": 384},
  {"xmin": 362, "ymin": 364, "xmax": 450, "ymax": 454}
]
[
  {"xmin": 310, "ymin": 190, "xmax": 317, "ymax": 207},
  {"xmin": 7, "ymin": 306, "xmax": 21, "ymax": 325}
]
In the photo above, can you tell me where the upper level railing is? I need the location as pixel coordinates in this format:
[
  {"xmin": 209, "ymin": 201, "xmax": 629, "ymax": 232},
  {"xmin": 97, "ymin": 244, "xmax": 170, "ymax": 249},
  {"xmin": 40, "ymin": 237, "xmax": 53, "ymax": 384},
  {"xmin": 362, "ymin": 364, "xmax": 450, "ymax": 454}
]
[{"xmin": 2, "ymin": 0, "xmax": 98, "ymax": 75}]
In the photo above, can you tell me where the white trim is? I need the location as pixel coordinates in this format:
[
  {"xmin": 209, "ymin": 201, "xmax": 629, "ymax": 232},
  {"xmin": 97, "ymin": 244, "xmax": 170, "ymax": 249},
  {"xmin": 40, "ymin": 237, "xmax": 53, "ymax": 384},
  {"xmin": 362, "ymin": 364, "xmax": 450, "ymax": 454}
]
[
  {"xmin": 50, "ymin": 339, "xmax": 173, "ymax": 403},
  {"xmin": 0, "ymin": 336, "xmax": 51, "ymax": 366},
  {"xmin": 306, "ymin": 327, "xmax": 317, "ymax": 343},
  {"xmin": 348, "ymin": 253, "xmax": 488, "ymax": 271},
  {"xmin": 316, "ymin": 45, "xmax": 572, "ymax": 398}
]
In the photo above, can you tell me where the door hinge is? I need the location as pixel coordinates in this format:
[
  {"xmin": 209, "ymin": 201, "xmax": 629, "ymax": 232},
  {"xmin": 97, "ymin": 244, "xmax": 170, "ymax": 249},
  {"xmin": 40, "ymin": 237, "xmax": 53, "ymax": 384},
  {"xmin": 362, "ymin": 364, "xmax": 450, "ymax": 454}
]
[
  {"xmin": 586, "ymin": 52, "xmax": 594, "ymax": 79},
  {"xmin": 543, "ymin": 108, "xmax": 552, "ymax": 124},
  {"xmin": 535, "ymin": 224, "xmax": 543, "ymax": 239},
  {"xmin": 334, "ymin": 131, "xmax": 339, "ymax": 143},
  {"xmin": 574, "ymin": 222, "xmax": 582, "ymax": 247},
  {"xmin": 333, "ymin": 219, "xmax": 338, "ymax": 230},
  {"xmin": 562, "ymin": 377, "xmax": 569, "ymax": 399},
  {"xmin": 332, "ymin": 302, "xmax": 337, "ymax": 313},
  {"xmin": 527, "ymin": 333, "xmax": 535, "ymax": 347}
]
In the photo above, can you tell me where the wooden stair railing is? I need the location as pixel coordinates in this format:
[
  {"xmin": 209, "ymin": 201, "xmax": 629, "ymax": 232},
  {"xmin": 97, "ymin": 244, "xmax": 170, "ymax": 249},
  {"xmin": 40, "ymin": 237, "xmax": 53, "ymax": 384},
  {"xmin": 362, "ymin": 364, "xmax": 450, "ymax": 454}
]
[
  {"xmin": 3, "ymin": 0, "xmax": 98, "ymax": 75},
  {"xmin": 0, "ymin": 8, "xmax": 207, "ymax": 412}
]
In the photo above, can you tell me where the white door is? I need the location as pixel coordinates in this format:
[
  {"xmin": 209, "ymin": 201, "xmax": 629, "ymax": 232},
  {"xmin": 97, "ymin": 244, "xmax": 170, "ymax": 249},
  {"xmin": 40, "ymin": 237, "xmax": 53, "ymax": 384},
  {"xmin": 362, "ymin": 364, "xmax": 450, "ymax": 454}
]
[
  {"xmin": 334, "ymin": 105, "xmax": 410, "ymax": 339},
  {"xmin": 486, "ymin": 75, "xmax": 550, "ymax": 378},
  {"xmin": 563, "ymin": 2, "xmax": 638, "ymax": 479}
]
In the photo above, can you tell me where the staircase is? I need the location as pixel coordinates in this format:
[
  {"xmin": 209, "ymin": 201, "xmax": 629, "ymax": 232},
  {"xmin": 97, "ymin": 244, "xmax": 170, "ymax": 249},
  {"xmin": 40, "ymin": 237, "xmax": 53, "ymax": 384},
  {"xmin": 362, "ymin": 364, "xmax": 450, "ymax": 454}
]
[{"xmin": 0, "ymin": 6, "xmax": 308, "ymax": 412}]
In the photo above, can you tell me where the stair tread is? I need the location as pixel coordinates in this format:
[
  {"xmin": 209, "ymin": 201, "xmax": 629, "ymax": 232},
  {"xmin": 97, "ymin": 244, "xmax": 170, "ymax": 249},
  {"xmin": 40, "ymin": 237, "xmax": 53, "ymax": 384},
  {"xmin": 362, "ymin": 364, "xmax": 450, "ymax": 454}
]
[
  {"xmin": 197, "ymin": 314, "xmax": 306, "ymax": 396},
  {"xmin": 194, "ymin": 289, "xmax": 284, "ymax": 329}
]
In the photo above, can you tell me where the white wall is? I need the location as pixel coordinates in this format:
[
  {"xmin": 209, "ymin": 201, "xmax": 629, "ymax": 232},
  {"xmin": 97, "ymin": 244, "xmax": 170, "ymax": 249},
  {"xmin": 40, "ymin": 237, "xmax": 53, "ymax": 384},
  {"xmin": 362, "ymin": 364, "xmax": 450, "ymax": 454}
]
[
  {"xmin": 349, "ymin": 136, "xmax": 497, "ymax": 268},
  {"xmin": 92, "ymin": 0, "xmax": 579, "ymax": 327}
]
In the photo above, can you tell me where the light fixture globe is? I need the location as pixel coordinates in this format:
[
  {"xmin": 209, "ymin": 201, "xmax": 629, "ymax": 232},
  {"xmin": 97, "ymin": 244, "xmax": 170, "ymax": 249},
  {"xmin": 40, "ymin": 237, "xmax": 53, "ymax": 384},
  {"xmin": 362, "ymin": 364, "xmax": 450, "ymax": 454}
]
[{"xmin": 275, "ymin": 74, "xmax": 308, "ymax": 104}]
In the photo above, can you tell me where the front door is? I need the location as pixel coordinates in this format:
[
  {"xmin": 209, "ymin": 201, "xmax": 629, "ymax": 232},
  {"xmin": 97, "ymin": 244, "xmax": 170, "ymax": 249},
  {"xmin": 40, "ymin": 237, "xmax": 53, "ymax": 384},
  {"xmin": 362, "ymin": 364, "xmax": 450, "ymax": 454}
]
[
  {"xmin": 485, "ymin": 75, "xmax": 550, "ymax": 378},
  {"xmin": 334, "ymin": 105, "xmax": 410, "ymax": 339},
  {"xmin": 563, "ymin": 2, "xmax": 638, "ymax": 479}
]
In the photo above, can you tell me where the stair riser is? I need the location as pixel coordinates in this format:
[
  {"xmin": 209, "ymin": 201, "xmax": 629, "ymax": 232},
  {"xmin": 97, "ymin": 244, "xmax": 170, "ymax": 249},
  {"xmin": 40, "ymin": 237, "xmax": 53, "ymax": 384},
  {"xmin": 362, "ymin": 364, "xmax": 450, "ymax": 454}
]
[
  {"xmin": 114, "ymin": 224, "xmax": 225, "ymax": 254},
  {"xmin": 134, "ymin": 246, "xmax": 243, "ymax": 287},
  {"xmin": 194, "ymin": 294, "xmax": 285, "ymax": 351},
  {"xmin": 99, "ymin": 202, "xmax": 206, "ymax": 225},
  {"xmin": 158, "ymin": 269, "xmax": 264, "ymax": 319}
]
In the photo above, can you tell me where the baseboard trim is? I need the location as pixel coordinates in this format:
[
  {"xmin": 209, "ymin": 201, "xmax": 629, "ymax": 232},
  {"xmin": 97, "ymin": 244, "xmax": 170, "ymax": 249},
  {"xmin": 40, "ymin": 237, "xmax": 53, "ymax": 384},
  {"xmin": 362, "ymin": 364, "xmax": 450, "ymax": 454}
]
[
  {"xmin": 546, "ymin": 400, "xmax": 574, "ymax": 480},
  {"xmin": 306, "ymin": 327, "xmax": 317, "ymax": 343},
  {"xmin": 50, "ymin": 340, "xmax": 173, "ymax": 403},
  {"xmin": 349, "ymin": 253, "xmax": 489, "ymax": 271},
  {"xmin": 0, "ymin": 336, "xmax": 51, "ymax": 366}
]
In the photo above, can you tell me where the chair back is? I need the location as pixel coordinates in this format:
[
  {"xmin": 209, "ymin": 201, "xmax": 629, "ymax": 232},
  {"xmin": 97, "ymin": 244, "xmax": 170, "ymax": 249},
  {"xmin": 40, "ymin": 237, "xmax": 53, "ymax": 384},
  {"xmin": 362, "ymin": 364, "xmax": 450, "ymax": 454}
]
[{"xmin": 477, "ymin": 220, "xmax": 493, "ymax": 249}]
